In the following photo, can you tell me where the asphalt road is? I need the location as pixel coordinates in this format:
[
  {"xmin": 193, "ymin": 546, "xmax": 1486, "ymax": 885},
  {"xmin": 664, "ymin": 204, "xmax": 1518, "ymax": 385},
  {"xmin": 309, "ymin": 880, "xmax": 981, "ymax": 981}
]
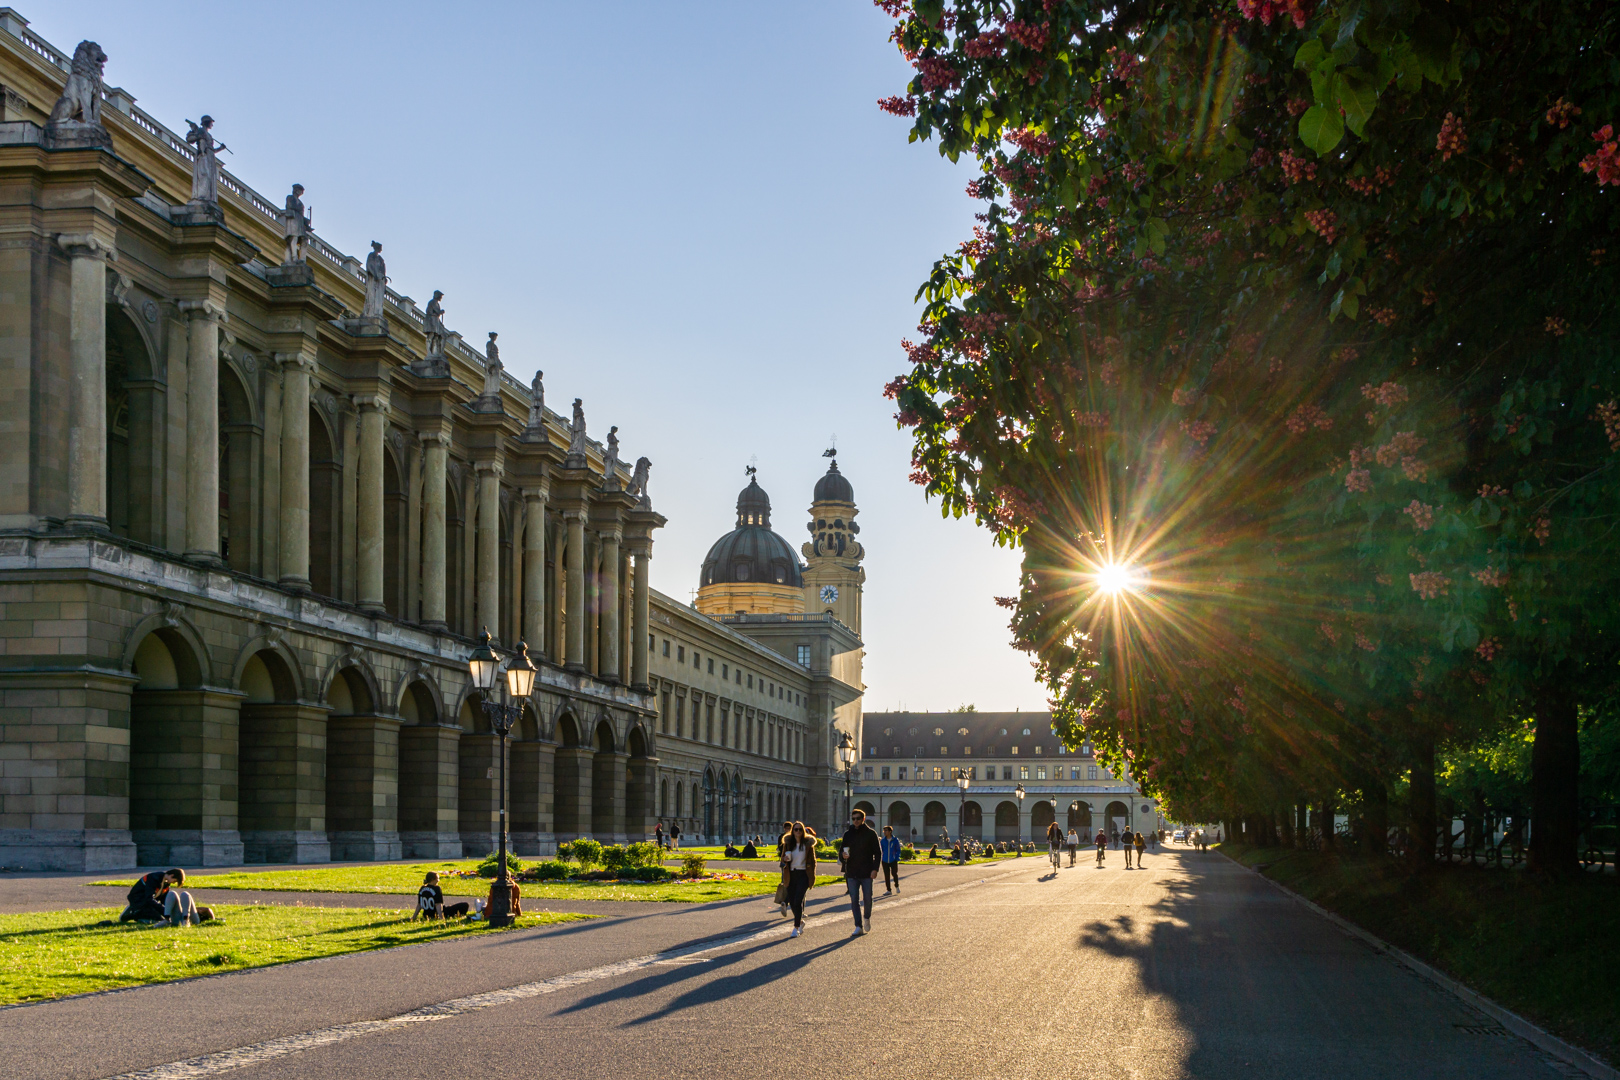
[{"xmin": 5, "ymin": 850, "xmax": 1584, "ymax": 1080}]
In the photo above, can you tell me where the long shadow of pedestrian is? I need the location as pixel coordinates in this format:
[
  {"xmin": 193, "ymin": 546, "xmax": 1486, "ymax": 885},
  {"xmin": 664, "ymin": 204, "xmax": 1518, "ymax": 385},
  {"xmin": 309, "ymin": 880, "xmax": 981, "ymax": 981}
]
[{"xmin": 555, "ymin": 937, "xmax": 849, "ymax": 1024}]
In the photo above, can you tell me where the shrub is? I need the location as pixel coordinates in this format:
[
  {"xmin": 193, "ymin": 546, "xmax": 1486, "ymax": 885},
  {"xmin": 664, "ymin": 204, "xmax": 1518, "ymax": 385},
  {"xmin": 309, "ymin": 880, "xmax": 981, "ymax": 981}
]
[
  {"xmin": 679, "ymin": 852, "xmax": 707, "ymax": 878},
  {"xmin": 630, "ymin": 865, "xmax": 672, "ymax": 882},
  {"xmin": 899, "ymin": 845, "xmax": 917, "ymax": 861},
  {"xmin": 625, "ymin": 841, "xmax": 662, "ymax": 869},
  {"xmin": 556, "ymin": 841, "xmax": 573, "ymax": 862},
  {"xmin": 529, "ymin": 860, "xmax": 571, "ymax": 881},
  {"xmin": 570, "ymin": 837, "xmax": 603, "ymax": 870},
  {"xmin": 601, "ymin": 845, "xmax": 629, "ymax": 871},
  {"xmin": 476, "ymin": 850, "xmax": 522, "ymax": 878}
]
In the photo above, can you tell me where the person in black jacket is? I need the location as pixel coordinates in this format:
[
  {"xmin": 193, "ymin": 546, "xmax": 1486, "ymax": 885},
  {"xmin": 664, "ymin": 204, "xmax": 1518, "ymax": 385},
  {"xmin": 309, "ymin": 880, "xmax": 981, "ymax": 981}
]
[
  {"xmin": 120, "ymin": 868, "xmax": 180, "ymax": 922},
  {"xmin": 839, "ymin": 809, "xmax": 882, "ymax": 936}
]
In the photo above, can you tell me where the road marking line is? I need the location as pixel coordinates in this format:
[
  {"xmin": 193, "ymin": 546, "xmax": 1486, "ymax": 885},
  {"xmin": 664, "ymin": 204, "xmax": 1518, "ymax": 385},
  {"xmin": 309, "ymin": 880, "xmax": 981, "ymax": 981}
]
[{"xmin": 99, "ymin": 863, "xmax": 1037, "ymax": 1080}]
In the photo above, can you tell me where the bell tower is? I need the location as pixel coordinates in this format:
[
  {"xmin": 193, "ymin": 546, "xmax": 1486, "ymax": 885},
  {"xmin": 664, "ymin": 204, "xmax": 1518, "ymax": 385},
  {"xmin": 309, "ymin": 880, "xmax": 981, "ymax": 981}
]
[{"xmin": 802, "ymin": 452, "xmax": 865, "ymax": 631}]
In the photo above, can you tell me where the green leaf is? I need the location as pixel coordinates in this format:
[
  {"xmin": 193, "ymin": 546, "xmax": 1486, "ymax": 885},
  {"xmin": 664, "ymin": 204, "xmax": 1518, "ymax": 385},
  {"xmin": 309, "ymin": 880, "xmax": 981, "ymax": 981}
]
[
  {"xmin": 1334, "ymin": 70, "xmax": 1378, "ymax": 138},
  {"xmin": 1334, "ymin": 0, "xmax": 1365, "ymax": 51},
  {"xmin": 1145, "ymin": 217, "xmax": 1168, "ymax": 256},
  {"xmin": 1298, "ymin": 105, "xmax": 1344, "ymax": 156},
  {"xmin": 1293, "ymin": 39, "xmax": 1326, "ymax": 71}
]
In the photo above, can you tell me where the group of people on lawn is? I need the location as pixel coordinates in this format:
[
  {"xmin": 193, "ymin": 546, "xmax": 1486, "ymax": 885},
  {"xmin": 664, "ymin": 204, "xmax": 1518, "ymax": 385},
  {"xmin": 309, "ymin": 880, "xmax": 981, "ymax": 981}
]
[{"xmin": 117, "ymin": 868, "xmax": 213, "ymax": 927}]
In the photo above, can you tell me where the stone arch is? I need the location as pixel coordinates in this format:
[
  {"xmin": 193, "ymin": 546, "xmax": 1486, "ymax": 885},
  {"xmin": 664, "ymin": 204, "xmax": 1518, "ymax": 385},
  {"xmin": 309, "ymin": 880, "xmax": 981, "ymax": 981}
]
[
  {"xmin": 383, "ymin": 438, "xmax": 406, "ymax": 618},
  {"xmin": 104, "ymin": 305, "xmax": 162, "ymax": 544},
  {"xmin": 445, "ymin": 466, "xmax": 468, "ymax": 634},
  {"xmin": 702, "ymin": 769, "xmax": 717, "ymax": 839},
  {"xmin": 552, "ymin": 708, "xmax": 589, "ymax": 841},
  {"xmin": 961, "ymin": 800, "xmax": 984, "ymax": 838},
  {"xmin": 555, "ymin": 710, "xmax": 584, "ymax": 748},
  {"xmin": 398, "ymin": 680, "xmax": 441, "ymax": 726},
  {"xmin": 1032, "ymin": 799, "xmax": 1056, "ymax": 834},
  {"xmin": 994, "ymin": 800, "xmax": 1021, "ymax": 842},
  {"xmin": 854, "ymin": 800, "xmax": 876, "ymax": 817},
  {"xmin": 230, "ymin": 635, "xmax": 306, "ymax": 703},
  {"xmin": 126, "ymin": 620, "xmax": 234, "ymax": 865},
  {"xmin": 510, "ymin": 698, "xmax": 548, "ymax": 856},
  {"xmin": 1068, "ymin": 800, "xmax": 1093, "ymax": 831},
  {"xmin": 886, "ymin": 799, "xmax": 911, "ymax": 836},
  {"xmin": 923, "ymin": 800, "xmax": 947, "ymax": 836},
  {"xmin": 589, "ymin": 716, "xmax": 623, "ymax": 840},
  {"xmin": 1105, "ymin": 800, "xmax": 1131, "ymax": 836},
  {"xmin": 219, "ymin": 359, "xmax": 258, "ymax": 574},
  {"xmin": 729, "ymin": 772, "xmax": 742, "ymax": 838}
]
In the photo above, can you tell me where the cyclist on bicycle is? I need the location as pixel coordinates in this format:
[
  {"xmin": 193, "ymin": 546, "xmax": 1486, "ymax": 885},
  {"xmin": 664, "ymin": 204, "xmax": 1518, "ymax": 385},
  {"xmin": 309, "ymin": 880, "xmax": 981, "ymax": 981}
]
[
  {"xmin": 1094, "ymin": 828, "xmax": 1108, "ymax": 867},
  {"xmin": 1066, "ymin": 826, "xmax": 1080, "ymax": 866},
  {"xmin": 1046, "ymin": 822, "xmax": 1064, "ymax": 871}
]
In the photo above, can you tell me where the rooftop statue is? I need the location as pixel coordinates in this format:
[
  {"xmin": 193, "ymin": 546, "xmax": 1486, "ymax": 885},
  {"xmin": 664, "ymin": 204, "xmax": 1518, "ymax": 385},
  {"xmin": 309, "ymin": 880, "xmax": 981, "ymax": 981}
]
[
  {"xmin": 361, "ymin": 242, "xmax": 388, "ymax": 322},
  {"xmin": 566, "ymin": 398, "xmax": 589, "ymax": 465},
  {"xmin": 45, "ymin": 41, "xmax": 110, "ymax": 149},
  {"xmin": 601, "ymin": 425, "xmax": 621, "ymax": 488},
  {"xmin": 482, "ymin": 333, "xmax": 503, "ymax": 400},
  {"xmin": 628, "ymin": 456, "xmax": 652, "ymax": 508},
  {"xmin": 282, "ymin": 184, "xmax": 310, "ymax": 265},
  {"xmin": 423, "ymin": 291, "xmax": 447, "ymax": 356},
  {"xmin": 184, "ymin": 115, "xmax": 226, "ymax": 206},
  {"xmin": 527, "ymin": 370, "xmax": 545, "ymax": 430}
]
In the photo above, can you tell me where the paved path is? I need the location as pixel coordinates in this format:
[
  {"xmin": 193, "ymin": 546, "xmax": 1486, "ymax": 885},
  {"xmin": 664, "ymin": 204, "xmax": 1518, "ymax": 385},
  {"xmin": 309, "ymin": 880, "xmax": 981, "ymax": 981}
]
[{"xmin": 5, "ymin": 850, "xmax": 1587, "ymax": 1080}]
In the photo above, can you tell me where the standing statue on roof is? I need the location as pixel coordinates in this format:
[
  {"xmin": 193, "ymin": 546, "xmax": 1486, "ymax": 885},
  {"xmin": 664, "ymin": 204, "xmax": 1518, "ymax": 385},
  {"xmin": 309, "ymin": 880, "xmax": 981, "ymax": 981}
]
[
  {"xmin": 423, "ymin": 291, "xmax": 447, "ymax": 356},
  {"xmin": 481, "ymin": 332, "xmax": 504, "ymax": 401},
  {"xmin": 527, "ymin": 370, "xmax": 545, "ymax": 430},
  {"xmin": 281, "ymin": 184, "xmax": 311, "ymax": 265},
  {"xmin": 566, "ymin": 398, "xmax": 589, "ymax": 464},
  {"xmin": 601, "ymin": 426, "xmax": 621, "ymax": 487},
  {"xmin": 184, "ymin": 115, "xmax": 226, "ymax": 205},
  {"xmin": 361, "ymin": 242, "xmax": 388, "ymax": 321}
]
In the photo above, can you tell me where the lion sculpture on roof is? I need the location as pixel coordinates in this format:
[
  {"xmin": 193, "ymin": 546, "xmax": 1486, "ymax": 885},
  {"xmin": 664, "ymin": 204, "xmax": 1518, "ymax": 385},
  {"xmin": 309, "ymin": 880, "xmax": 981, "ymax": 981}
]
[{"xmin": 48, "ymin": 41, "xmax": 107, "ymax": 128}]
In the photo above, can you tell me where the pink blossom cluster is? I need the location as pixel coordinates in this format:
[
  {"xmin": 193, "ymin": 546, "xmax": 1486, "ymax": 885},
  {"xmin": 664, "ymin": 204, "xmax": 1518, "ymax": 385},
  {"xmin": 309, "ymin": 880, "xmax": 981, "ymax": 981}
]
[
  {"xmin": 1345, "ymin": 165, "xmax": 1399, "ymax": 195},
  {"xmin": 881, "ymin": 375, "xmax": 908, "ymax": 400},
  {"xmin": 1345, "ymin": 468, "xmax": 1372, "ymax": 492},
  {"xmin": 1531, "ymin": 516, "xmax": 1551, "ymax": 544},
  {"xmin": 1171, "ymin": 388, "xmax": 1199, "ymax": 406},
  {"xmin": 1279, "ymin": 150, "xmax": 1317, "ymax": 184},
  {"xmin": 1475, "ymin": 638, "xmax": 1500, "ymax": 662},
  {"xmin": 1409, "ymin": 571, "xmax": 1450, "ymax": 600},
  {"xmin": 1285, "ymin": 403, "xmax": 1333, "ymax": 433},
  {"xmin": 1369, "ymin": 307, "xmax": 1398, "ymax": 327},
  {"xmin": 1249, "ymin": 147, "xmax": 1274, "ymax": 169},
  {"xmin": 1286, "ymin": 97, "xmax": 1310, "ymax": 117},
  {"xmin": 1361, "ymin": 381, "xmax": 1410, "ymax": 407},
  {"xmin": 1545, "ymin": 315, "xmax": 1569, "ymax": 336},
  {"xmin": 1007, "ymin": 128, "xmax": 1057, "ymax": 156},
  {"xmin": 1471, "ymin": 566, "xmax": 1508, "ymax": 587},
  {"xmin": 1546, "ymin": 98, "xmax": 1582, "ymax": 129},
  {"xmin": 1478, "ymin": 484, "xmax": 1509, "ymax": 498},
  {"xmin": 1402, "ymin": 500, "xmax": 1435, "ymax": 531},
  {"xmin": 1236, "ymin": 0, "xmax": 1311, "ymax": 29},
  {"xmin": 962, "ymin": 30, "xmax": 1006, "ymax": 58},
  {"xmin": 872, "ymin": 0, "xmax": 908, "ymax": 16},
  {"xmin": 1304, "ymin": 208, "xmax": 1338, "ymax": 243},
  {"xmin": 1355, "ymin": 633, "xmax": 1378, "ymax": 652},
  {"xmin": 900, "ymin": 338, "xmax": 939, "ymax": 366},
  {"xmin": 1108, "ymin": 46, "xmax": 1141, "ymax": 83},
  {"xmin": 964, "ymin": 176, "xmax": 996, "ymax": 199},
  {"xmin": 1376, "ymin": 431, "xmax": 1426, "ymax": 466},
  {"xmin": 1180, "ymin": 418, "xmax": 1217, "ymax": 446},
  {"xmin": 877, "ymin": 95, "xmax": 917, "ymax": 117},
  {"xmin": 1579, "ymin": 124, "xmax": 1619, "ymax": 186},
  {"xmin": 1436, "ymin": 112, "xmax": 1467, "ymax": 160},
  {"xmin": 1593, "ymin": 399, "xmax": 1620, "ymax": 451},
  {"xmin": 1005, "ymin": 19, "xmax": 1050, "ymax": 51},
  {"xmin": 916, "ymin": 56, "xmax": 961, "ymax": 91}
]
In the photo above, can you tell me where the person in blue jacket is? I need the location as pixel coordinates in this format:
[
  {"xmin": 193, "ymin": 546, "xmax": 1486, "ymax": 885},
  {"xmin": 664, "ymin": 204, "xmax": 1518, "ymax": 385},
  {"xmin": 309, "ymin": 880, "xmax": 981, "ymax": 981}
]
[{"xmin": 879, "ymin": 824, "xmax": 903, "ymax": 895}]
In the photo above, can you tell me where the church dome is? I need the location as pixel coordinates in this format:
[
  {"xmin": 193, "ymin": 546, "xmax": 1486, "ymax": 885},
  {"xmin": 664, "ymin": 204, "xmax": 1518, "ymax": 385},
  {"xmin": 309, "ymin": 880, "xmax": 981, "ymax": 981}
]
[
  {"xmin": 700, "ymin": 476, "xmax": 804, "ymax": 588},
  {"xmin": 813, "ymin": 458, "xmax": 854, "ymax": 504}
]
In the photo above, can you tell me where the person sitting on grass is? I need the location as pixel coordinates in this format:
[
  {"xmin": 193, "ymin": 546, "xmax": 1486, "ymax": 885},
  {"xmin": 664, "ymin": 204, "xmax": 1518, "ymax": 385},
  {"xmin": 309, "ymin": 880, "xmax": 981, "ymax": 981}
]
[
  {"xmin": 740, "ymin": 839, "xmax": 759, "ymax": 859},
  {"xmin": 412, "ymin": 871, "xmax": 471, "ymax": 920},
  {"xmin": 487, "ymin": 877, "xmax": 521, "ymax": 919},
  {"xmin": 118, "ymin": 868, "xmax": 214, "ymax": 926},
  {"xmin": 724, "ymin": 843, "xmax": 741, "ymax": 858}
]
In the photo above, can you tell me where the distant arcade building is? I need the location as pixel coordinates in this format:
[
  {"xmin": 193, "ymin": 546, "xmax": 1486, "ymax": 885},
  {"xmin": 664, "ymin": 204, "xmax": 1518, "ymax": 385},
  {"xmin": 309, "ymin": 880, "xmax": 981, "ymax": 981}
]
[{"xmin": 851, "ymin": 712, "xmax": 1162, "ymax": 846}]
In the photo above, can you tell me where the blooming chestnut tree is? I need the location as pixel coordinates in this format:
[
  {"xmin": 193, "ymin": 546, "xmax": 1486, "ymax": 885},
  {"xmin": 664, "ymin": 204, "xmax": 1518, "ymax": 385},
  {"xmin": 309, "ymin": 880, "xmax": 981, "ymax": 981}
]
[{"xmin": 877, "ymin": 0, "xmax": 1620, "ymax": 871}]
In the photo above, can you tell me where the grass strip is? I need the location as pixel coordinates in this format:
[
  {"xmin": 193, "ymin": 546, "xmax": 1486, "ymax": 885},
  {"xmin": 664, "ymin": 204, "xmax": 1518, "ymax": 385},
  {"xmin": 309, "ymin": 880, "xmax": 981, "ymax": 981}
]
[
  {"xmin": 0, "ymin": 904, "xmax": 594, "ymax": 1006},
  {"xmin": 92, "ymin": 863, "xmax": 843, "ymax": 903},
  {"xmin": 1220, "ymin": 842, "xmax": 1620, "ymax": 1065}
]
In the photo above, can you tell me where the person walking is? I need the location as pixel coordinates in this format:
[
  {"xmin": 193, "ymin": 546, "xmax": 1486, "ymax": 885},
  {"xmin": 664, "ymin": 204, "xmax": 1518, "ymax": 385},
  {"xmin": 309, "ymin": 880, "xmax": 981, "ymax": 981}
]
[
  {"xmin": 669, "ymin": 822, "xmax": 682, "ymax": 851},
  {"xmin": 653, "ymin": 821, "xmax": 665, "ymax": 849},
  {"xmin": 1134, "ymin": 830, "xmax": 1147, "ymax": 867},
  {"xmin": 1094, "ymin": 828, "xmax": 1108, "ymax": 867},
  {"xmin": 774, "ymin": 819, "xmax": 796, "ymax": 915},
  {"xmin": 781, "ymin": 822, "xmax": 817, "ymax": 938},
  {"xmin": 880, "ymin": 825, "xmax": 902, "ymax": 894},
  {"xmin": 840, "ymin": 809, "xmax": 882, "ymax": 936},
  {"xmin": 1122, "ymin": 829, "xmax": 1135, "ymax": 869}
]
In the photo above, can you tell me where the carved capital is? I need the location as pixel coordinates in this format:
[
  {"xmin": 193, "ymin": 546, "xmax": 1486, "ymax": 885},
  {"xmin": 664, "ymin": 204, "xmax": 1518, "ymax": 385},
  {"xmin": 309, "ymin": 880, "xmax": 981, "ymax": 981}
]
[
  {"xmin": 177, "ymin": 298, "xmax": 225, "ymax": 323},
  {"xmin": 419, "ymin": 431, "xmax": 451, "ymax": 447},
  {"xmin": 352, "ymin": 393, "xmax": 386, "ymax": 414},
  {"xmin": 56, "ymin": 232, "xmax": 116, "ymax": 262},
  {"xmin": 474, "ymin": 460, "xmax": 502, "ymax": 478}
]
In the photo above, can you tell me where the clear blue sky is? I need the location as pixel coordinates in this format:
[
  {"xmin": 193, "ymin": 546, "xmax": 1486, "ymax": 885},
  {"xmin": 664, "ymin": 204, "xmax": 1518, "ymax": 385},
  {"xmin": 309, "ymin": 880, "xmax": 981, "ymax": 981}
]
[{"xmin": 28, "ymin": 1, "xmax": 1047, "ymax": 712}]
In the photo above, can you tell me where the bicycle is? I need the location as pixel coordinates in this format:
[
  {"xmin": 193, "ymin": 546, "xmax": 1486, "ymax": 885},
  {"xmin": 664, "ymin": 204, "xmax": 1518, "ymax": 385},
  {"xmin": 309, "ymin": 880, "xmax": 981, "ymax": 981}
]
[{"xmin": 1048, "ymin": 845, "xmax": 1062, "ymax": 872}]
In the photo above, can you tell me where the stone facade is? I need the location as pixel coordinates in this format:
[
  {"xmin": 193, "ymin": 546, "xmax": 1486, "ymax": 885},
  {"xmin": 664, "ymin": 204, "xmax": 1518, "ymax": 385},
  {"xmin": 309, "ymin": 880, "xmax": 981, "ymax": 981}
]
[{"xmin": 0, "ymin": 15, "xmax": 868, "ymax": 869}]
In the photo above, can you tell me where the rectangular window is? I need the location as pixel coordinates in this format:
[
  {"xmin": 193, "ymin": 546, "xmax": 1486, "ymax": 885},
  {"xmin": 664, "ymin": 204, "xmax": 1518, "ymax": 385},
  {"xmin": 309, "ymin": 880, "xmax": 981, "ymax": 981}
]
[
  {"xmin": 968, "ymin": 767, "xmax": 976, "ymax": 780},
  {"xmin": 939, "ymin": 747, "xmax": 947, "ymax": 755},
  {"xmin": 1037, "ymin": 766, "xmax": 1047, "ymax": 780},
  {"xmin": 881, "ymin": 767, "xmax": 891, "ymax": 780},
  {"xmin": 898, "ymin": 767, "xmax": 907, "ymax": 780},
  {"xmin": 932, "ymin": 767, "xmax": 942, "ymax": 780},
  {"xmin": 747, "ymin": 674, "xmax": 753, "ymax": 689},
  {"xmin": 706, "ymin": 704, "xmax": 714, "ymax": 743},
  {"xmin": 1088, "ymin": 766, "xmax": 1099, "ymax": 780},
  {"xmin": 1034, "ymin": 745, "xmax": 1042, "ymax": 755},
  {"xmin": 649, "ymin": 633, "xmax": 655, "ymax": 651},
  {"xmin": 677, "ymin": 646, "xmax": 685, "ymax": 663},
  {"xmin": 1002, "ymin": 766, "xmax": 1013, "ymax": 780},
  {"xmin": 693, "ymin": 651, "xmax": 700, "ymax": 668},
  {"xmin": 707, "ymin": 658, "xmax": 714, "ymax": 674},
  {"xmin": 1011, "ymin": 746, "xmax": 1019, "ymax": 755},
  {"xmin": 863, "ymin": 766, "xmax": 873, "ymax": 780},
  {"xmin": 1071, "ymin": 767, "xmax": 1081, "ymax": 779},
  {"xmin": 662, "ymin": 639, "xmax": 670, "ymax": 657},
  {"xmin": 736, "ymin": 669, "xmax": 742, "ymax": 684},
  {"xmin": 1019, "ymin": 765, "xmax": 1030, "ymax": 780},
  {"xmin": 676, "ymin": 697, "xmax": 685, "ymax": 739},
  {"xmin": 722, "ymin": 664, "xmax": 728, "ymax": 678},
  {"xmin": 797, "ymin": 644, "xmax": 811, "ymax": 666}
]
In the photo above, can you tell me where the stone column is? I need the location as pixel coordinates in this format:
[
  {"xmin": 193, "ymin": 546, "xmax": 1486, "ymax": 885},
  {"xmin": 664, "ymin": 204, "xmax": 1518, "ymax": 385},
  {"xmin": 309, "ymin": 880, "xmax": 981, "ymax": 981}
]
[
  {"xmin": 179, "ymin": 299, "xmax": 222, "ymax": 563},
  {"xmin": 631, "ymin": 544, "xmax": 651, "ymax": 690},
  {"xmin": 599, "ymin": 528, "xmax": 621, "ymax": 682},
  {"xmin": 58, "ymin": 234, "xmax": 113, "ymax": 529},
  {"xmin": 277, "ymin": 355, "xmax": 312, "ymax": 590},
  {"xmin": 522, "ymin": 489, "xmax": 546, "ymax": 651},
  {"xmin": 475, "ymin": 463, "xmax": 501, "ymax": 639},
  {"xmin": 239, "ymin": 703, "xmax": 332, "ymax": 864},
  {"xmin": 356, "ymin": 396, "xmax": 387, "ymax": 613},
  {"xmin": 325, "ymin": 714, "xmax": 402, "ymax": 861},
  {"xmin": 564, "ymin": 509, "xmax": 586, "ymax": 670},
  {"xmin": 420, "ymin": 435, "xmax": 448, "ymax": 629}
]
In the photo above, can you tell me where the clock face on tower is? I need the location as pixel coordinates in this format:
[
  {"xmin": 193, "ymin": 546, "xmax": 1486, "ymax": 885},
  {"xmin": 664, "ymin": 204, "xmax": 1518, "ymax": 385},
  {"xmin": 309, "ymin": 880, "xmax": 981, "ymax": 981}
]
[{"xmin": 820, "ymin": 585, "xmax": 839, "ymax": 604}]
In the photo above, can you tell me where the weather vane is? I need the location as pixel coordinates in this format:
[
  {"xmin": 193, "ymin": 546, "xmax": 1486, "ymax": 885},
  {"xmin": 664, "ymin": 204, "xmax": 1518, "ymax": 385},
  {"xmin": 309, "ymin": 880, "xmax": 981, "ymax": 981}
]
[
  {"xmin": 746, "ymin": 454, "xmax": 758, "ymax": 478},
  {"xmin": 824, "ymin": 433, "xmax": 838, "ymax": 459}
]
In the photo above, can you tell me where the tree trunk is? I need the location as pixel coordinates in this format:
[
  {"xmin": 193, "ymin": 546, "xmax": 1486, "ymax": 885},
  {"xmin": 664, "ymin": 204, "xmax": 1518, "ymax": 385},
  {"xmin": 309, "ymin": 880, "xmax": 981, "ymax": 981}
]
[
  {"xmin": 1319, "ymin": 794, "xmax": 1337, "ymax": 851},
  {"xmin": 1363, "ymin": 781, "xmax": 1388, "ymax": 856},
  {"xmin": 1530, "ymin": 683, "xmax": 1581, "ymax": 875},
  {"xmin": 1409, "ymin": 737, "xmax": 1436, "ymax": 870}
]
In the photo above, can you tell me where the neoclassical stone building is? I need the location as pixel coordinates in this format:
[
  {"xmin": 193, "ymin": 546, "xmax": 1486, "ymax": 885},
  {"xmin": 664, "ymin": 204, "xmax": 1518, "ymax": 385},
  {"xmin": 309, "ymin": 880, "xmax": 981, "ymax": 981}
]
[
  {"xmin": 0, "ymin": 15, "xmax": 865, "ymax": 869},
  {"xmin": 852, "ymin": 712, "xmax": 1161, "ymax": 845}
]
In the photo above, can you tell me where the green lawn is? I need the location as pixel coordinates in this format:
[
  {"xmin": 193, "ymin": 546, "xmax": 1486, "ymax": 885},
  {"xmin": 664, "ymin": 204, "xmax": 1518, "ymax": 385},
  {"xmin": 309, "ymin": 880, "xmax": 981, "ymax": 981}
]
[
  {"xmin": 1220, "ymin": 843, "xmax": 1620, "ymax": 1064},
  {"xmin": 93, "ymin": 863, "xmax": 842, "ymax": 903},
  {"xmin": 0, "ymin": 904, "xmax": 593, "ymax": 1005}
]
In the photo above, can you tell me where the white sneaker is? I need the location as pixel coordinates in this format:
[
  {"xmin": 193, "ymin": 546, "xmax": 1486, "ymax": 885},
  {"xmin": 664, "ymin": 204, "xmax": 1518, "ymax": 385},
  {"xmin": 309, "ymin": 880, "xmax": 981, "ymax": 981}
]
[
  {"xmin": 862, "ymin": 923, "xmax": 872, "ymax": 935},
  {"xmin": 851, "ymin": 927, "xmax": 863, "ymax": 937},
  {"xmin": 790, "ymin": 926, "xmax": 801, "ymax": 938}
]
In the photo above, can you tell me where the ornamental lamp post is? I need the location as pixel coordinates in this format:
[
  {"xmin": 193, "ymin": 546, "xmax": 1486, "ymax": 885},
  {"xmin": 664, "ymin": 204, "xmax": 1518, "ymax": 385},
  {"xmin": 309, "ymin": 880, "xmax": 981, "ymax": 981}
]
[
  {"xmin": 467, "ymin": 629, "xmax": 536, "ymax": 929},
  {"xmin": 1014, "ymin": 783, "xmax": 1026, "ymax": 852},
  {"xmin": 837, "ymin": 730, "xmax": 855, "ymax": 829},
  {"xmin": 955, "ymin": 768, "xmax": 970, "ymax": 864}
]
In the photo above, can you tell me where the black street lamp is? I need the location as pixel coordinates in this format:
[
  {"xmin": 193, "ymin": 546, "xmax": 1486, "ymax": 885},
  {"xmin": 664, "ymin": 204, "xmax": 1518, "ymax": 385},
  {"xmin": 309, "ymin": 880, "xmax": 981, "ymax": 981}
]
[
  {"xmin": 467, "ymin": 629, "xmax": 536, "ymax": 929},
  {"xmin": 837, "ymin": 730, "xmax": 855, "ymax": 828},
  {"xmin": 1014, "ymin": 783, "xmax": 1026, "ymax": 849},
  {"xmin": 955, "ymin": 768, "xmax": 970, "ymax": 863}
]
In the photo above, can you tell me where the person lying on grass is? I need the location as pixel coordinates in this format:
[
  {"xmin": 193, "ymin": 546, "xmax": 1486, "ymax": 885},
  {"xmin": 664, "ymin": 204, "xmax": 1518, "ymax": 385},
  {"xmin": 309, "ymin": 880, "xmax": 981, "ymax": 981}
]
[
  {"xmin": 412, "ymin": 871, "xmax": 471, "ymax": 920},
  {"xmin": 117, "ymin": 868, "xmax": 214, "ymax": 926}
]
